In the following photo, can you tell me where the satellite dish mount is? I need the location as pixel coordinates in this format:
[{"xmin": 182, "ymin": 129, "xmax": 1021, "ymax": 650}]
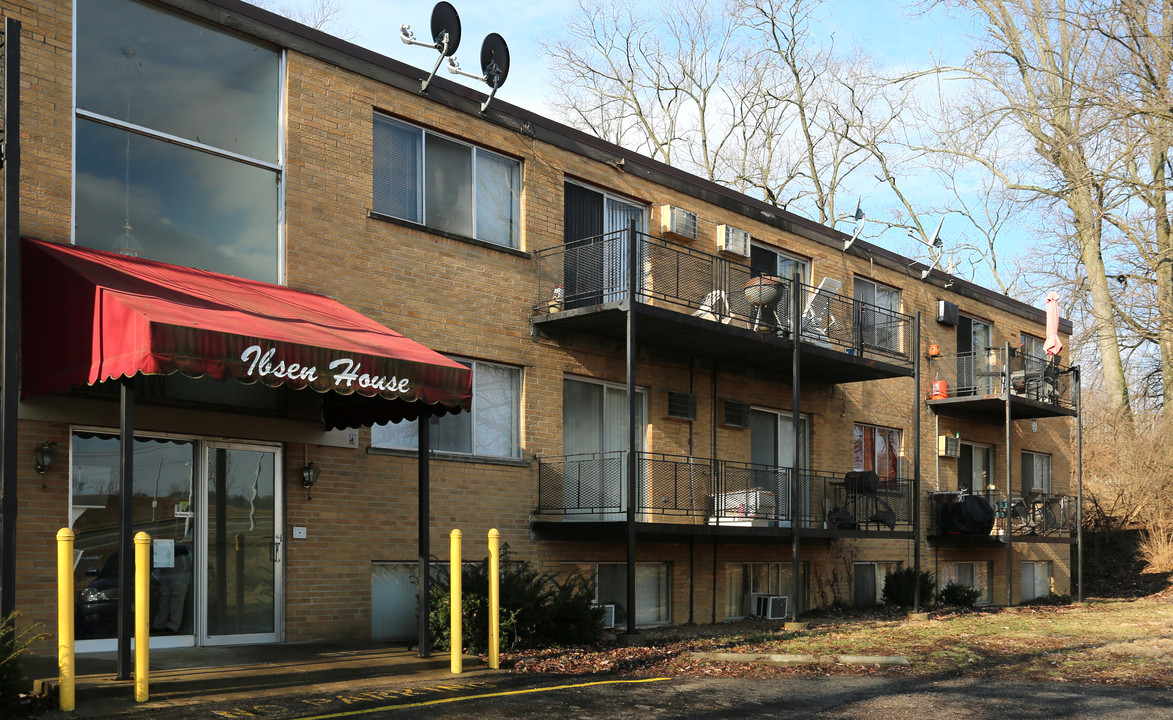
[
  {"xmin": 400, "ymin": 1, "xmax": 462, "ymax": 93},
  {"xmin": 447, "ymin": 32, "xmax": 511, "ymax": 112}
]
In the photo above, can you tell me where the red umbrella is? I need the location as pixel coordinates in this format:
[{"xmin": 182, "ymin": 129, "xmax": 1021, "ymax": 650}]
[{"xmin": 1044, "ymin": 291, "xmax": 1063, "ymax": 356}]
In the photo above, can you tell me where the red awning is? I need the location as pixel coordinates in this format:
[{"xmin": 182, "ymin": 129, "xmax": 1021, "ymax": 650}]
[{"xmin": 21, "ymin": 238, "xmax": 471, "ymax": 429}]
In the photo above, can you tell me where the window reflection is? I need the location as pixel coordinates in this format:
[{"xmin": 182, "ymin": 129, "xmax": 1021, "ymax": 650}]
[
  {"xmin": 76, "ymin": 0, "xmax": 279, "ymax": 162},
  {"xmin": 75, "ymin": 119, "xmax": 279, "ymax": 283}
]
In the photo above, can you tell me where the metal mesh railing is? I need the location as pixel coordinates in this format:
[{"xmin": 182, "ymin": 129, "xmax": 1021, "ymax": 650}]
[
  {"xmin": 536, "ymin": 453, "xmax": 913, "ymax": 532},
  {"xmin": 533, "ymin": 230, "xmax": 914, "ymax": 365},
  {"xmin": 929, "ymin": 491, "xmax": 1076, "ymax": 539},
  {"xmin": 927, "ymin": 349, "xmax": 1074, "ymax": 409}
]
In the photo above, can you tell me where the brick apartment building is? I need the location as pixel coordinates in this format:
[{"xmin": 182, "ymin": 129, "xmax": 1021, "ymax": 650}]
[{"xmin": 1, "ymin": 0, "xmax": 1077, "ymax": 653}]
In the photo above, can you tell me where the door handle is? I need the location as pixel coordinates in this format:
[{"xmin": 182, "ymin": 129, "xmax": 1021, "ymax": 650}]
[{"xmin": 271, "ymin": 538, "xmax": 282, "ymax": 563}]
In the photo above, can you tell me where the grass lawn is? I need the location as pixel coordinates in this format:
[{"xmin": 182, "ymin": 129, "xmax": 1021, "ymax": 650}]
[{"xmin": 502, "ymin": 596, "xmax": 1173, "ymax": 688}]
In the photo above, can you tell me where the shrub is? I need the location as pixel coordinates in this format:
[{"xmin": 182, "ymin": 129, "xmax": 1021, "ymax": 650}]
[
  {"xmin": 938, "ymin": 582, "xmax": 982, "ymax": 607},
  {"xmin": 428, "ymin": 544, "xmax": 603, "ymax": 654},
  {"xmin": 1021, "ymin": 593, "xmax": 1071, "ymax": 607},
  {"xmin": 881, "ymin": 567, "xmax": 935, "ymax": 607},
  {"xmin": 1, "ymin": 612, "xmax": 45, "ymax": 714}
]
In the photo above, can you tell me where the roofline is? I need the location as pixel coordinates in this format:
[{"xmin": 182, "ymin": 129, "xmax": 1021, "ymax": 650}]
[{"xmin": 160, "ymin": 0, "xmax": 1071, "ymax": 334}]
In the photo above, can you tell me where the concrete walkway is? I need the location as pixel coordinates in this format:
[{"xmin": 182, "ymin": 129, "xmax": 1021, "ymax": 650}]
[{"xmin": 25, "ymin": 640, "xmax": 492, "ymax": 716}]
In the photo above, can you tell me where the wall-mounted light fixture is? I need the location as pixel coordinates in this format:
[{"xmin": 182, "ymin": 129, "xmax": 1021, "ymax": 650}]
[
  {"xmin": 34, "ymin": 441, "xmax": 57, "ymax": 488},
  {"xmin": 301, "ymin": 462, "xmax": 320, "ymax": 501}
]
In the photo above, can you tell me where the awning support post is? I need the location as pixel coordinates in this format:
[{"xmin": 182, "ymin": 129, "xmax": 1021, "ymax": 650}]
[
  {"xmin": 417, "ymin": 408, "xmax": 432, "ymax": 658},
  {"xmin": 116, "ymin": 378, "xmax": 135, "ymax": 680}
]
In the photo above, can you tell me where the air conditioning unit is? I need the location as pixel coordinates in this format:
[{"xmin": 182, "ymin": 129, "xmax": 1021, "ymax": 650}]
[
  {"xmin": 717, "ymin": 224, "xmax": 751, "ymax": 256},
  {"xmin": 938, "ymin": 434, "xmax": 961, "ymax": 458},
  {"xmin": 662, "ymin": 205, "xmax": 698, "ymax": 241},
  {"xmin": 754, "ymin": 594, "xmax": 789, "ymax": 620},
  {"xmin": 595, "ymin": 603, "xmax": 616, "ymax": 629},
  {"xmin": 714, "ymin": 489, "xmax": 776, "ymax": 517},
  {"xmin": 723, "ymin": 400, "xmax": 750, "ymax": 428},
  {"xmin": 666, "ymin": 390, "xmax": 697, "ymax": 421}
]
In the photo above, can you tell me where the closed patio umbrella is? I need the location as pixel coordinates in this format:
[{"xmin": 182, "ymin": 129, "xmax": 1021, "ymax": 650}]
[{"xmin": 1044, "ymin": 291, "xmax": 1063, "ymax": 357}]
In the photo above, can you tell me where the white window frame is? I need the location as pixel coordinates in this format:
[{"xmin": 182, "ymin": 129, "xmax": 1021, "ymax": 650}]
[
  {"xmin": 941, "ymin": 560, "xmax": 993, "ymax": 605},
  {"xmin": 372, "ymin": 113, "xmax": 521, "ymax": 248},
  {"xmin": 854, "ymin": 561, "xmax": 902, "ymax": 607},
  {"xmin": 591, "ymin": 561, "xmax": 671, "ymax": 626},
  {"xmin": 724, "ymin": 561, "xmax": 805, "ymax": 619},
  {"xmin": 751, "ymin": 243, "xmax": 810, "ymax": 284},
  {"xmin": 1020, "ymin": 560, "xmax": 1053, "ymax": 602},
  {"xmin": 371, "ymin": 358, "xmax": 522, "ymax": 459},
  {"xmin": 853, "ymin": 276, "xmax": 902, "ymax": 353}
]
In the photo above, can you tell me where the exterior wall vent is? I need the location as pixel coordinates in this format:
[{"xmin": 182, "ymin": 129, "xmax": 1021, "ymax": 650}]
[
  {"xmin": 666, "ymin": 390, "xmax": 697, "ymax": 421},
  {"xmin": 723, "ymin": 400, "xmax": 751, "ymax": 428},
  {"xmin": 661, "ymin": 205, "xmax": 698, "ymax": 241}
]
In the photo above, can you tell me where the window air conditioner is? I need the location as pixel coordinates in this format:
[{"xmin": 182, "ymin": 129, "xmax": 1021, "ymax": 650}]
[
  {"xmin": 717, "ymin": 224, "xmax": 751, "ymax": 257},
  {"xmin": 595, "ymin": 603, "xmax": 616, "ymax": 629},
  {"xmin": 754, "ymin": 594, "xmax": 789, "ymax": 620},
  {"xmin": 662, "ymin": 205, "xmax": 699, "ymax": 241}
]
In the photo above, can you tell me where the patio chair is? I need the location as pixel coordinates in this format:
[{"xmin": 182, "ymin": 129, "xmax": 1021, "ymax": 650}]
[
  {"xmin": 691, "ymin": 290, "xmax": 732, "ymax": 324},
  {"xmin": 800, "ymin": 277, "xmax": 842, "ymax": 347}
]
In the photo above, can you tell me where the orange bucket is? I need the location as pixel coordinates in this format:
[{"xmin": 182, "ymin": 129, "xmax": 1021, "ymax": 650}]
[{"xmin": 930, "ymin": 380, "xmax": 949, "ymax": 399}]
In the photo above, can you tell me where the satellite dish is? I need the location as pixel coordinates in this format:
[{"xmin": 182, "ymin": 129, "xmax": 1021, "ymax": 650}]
[
  {"xmin": 480, "ymin": 33, "xmax": 510, "ymax": 90},
  {"xmin": 843, "ymin": 217, "xmax": 866, "ymax": 251},
  {"xmin": 430, "ymin": 2, "xmax": 461, "ymax": 57},
  {"xmin": 401, "ymin": 1, "xmax": 463, "ymax": 92}
]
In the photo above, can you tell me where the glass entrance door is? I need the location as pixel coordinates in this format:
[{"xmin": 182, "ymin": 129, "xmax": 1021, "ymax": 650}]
[{"xmin": 202, "ymin": 444, "xmax": 282, "ymax": 645}]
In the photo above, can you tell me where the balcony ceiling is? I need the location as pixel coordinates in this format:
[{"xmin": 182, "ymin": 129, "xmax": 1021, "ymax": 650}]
[
  {"xmin": 533, "ymin": 302, "xmax": 913, "ymax": 384},
  {"xmin": 926, "ymin": 395, "xmax": 1078, "ymax": 420}
]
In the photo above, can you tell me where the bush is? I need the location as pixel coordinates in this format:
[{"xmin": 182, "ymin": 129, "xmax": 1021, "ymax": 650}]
[
  {"xmin": 1, "ymin": 612, "xmax": 45, "ymax": 714},
  {"xmin": 881, "ymin": 567, "xmax": 935, "ymax": 607},
  {"xmin": 938, "ymin": 582, "xmax": 982, "ymax": 607},
  {"xmin": 428, "ymin": 544, "xmax": 603, "ymax": 654},
  {"xmin": 1021, "ymin": 593, "xmax": 1071, "ymax": 607}
]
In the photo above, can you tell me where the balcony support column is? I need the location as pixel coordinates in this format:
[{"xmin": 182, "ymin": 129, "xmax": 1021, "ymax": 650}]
[
  {"xmin": 1004, "ymin": 342, "xmax": 1014, "ymax": 606},
  {"xmin": 625, "ymin": 219, "xmax": 638, "ymax": 635},
  {"xmin": 1074, "ymin": 366, "xmax": 1083, "ymax": 602},
  {"xmin": 790, "ymin": 272, "xmax": 802, "ymax": 618},
  {"xmin": 912, "ymin": 312, "xmax": 922, "ymax": 612}
]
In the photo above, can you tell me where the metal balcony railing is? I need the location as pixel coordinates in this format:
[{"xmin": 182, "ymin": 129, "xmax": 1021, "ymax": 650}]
[
  {"xmin": 929, "ymin": 490, "xmax": 1077, "ymax": 540},
  {"xmin": 533, "ymin": 229, "xmax": 914, "ymax": 365},
  {"xmin": 535, "ymin": 451, "xmax": 914, "ymax": 532},
  {"xmin": 927, "ymin": 348, "xmax": 1075, "ymax": 410}
]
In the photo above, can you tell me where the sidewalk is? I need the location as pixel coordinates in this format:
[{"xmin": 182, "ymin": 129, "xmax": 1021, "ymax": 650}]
[{"xmin": 25, "ymin": 641, "xmax": 493, "ymax": 717}]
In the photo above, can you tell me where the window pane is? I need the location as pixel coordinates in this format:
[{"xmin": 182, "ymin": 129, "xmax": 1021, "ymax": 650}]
[
  {"xmin": 475, "ymin": 151, "xmax": 519, "ymax": 247},
  {"xmin": 563, "ymin": 380, "xmax": 603, "ymax": 455},
  {"xmin": 474, "ymin": 363, "xmax": 519, "ymax": 457},
  {"xmin": 77, "ymin": 0, "xmax": 279, "ymax": 162},
  {"xmin": 425, "ymin": 134, "xmax": 473, "ymax": 237},
  {"xmin": 725, "ymin": 564, "xmax": 746, "ymax": 618},
  {"xmin": 76, "ymin": 119, "xmax": 279, "ymax": 283},
  {"xmin": 373, "ymin": 115, "xmax": 422, "ymax": 223},
  {"xmin": 432, "ymin": 408, "xmax": 472, "ymax": 454},
  {"xmin": 371, "ymin": 419, "xmax": 418, "ymax": 449}
]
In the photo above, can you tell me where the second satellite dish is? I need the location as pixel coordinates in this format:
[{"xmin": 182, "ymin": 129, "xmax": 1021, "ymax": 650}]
[{"xmin": 480, "ymin": 33, "xmax": 510, "ymax": 90}]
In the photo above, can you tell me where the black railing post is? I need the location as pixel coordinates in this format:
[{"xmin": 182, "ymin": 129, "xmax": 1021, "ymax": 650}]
[
  {"xmin": 912, "ymin": 312, "xmax": 922, "ymax": 613},
  {"xmin": 0, "ymin": 17, "xmax": 22, "ymax": 630},
  {"xmin": 625, "ymin": 218, "xmax": 638, "ymax": 635},
  {"xmin": 417, "ymin": 407, "xmax": 432, "ymax": 658},
  {"xmin": 790, "ymin": 272, "xmax": 802, "ymax": 618}
]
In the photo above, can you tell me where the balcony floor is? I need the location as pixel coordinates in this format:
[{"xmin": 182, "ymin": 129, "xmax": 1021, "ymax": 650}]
[
  {"xmin": 927, "ymin": 394, "xmax": 1077, "ymax": 420},
  {"xmin": 533, "ymin": 301, "xmax": 913, "ymax": 384},
  {"xmin": 531, "ymin": 518, "xmax": 913, "ymax": 543}
]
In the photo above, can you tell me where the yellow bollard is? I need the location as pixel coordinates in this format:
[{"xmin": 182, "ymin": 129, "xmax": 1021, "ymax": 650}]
[
  {"xmin": 56, "ymin": 528, "xmax": 75, "ymax": 712},
  {"xmin": 450, "ymin": 529, "xmax": 462, "ymax": 674},
  {"xmin": 488, "ymin": 528, "xmax": 499, "ymax": 669},
  {"xmin": 134, "ymin": 532, "xmax": 151, "ymax": 702}
]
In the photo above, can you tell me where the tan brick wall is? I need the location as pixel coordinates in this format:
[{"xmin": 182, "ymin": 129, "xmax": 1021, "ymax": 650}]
[{"xmin": 3, "ymin": 1, "xmax": 1077, "ymax": 650}]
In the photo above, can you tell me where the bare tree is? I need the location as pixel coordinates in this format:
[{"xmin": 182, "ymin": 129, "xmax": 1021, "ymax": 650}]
[{"xmin": 247, "ymin": 0, "xmax": 356, "ymax": 39}]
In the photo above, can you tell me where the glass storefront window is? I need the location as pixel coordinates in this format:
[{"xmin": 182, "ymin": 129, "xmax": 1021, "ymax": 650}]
[{"xmin": 72, "ymin": 433, "xmax": 197, "ymax": 640}]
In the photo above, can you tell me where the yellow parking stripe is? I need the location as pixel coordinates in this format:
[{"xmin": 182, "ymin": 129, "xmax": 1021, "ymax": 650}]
[{"xmin": 295, "ymin": 677, "xmax": 673, "ymax": 719}]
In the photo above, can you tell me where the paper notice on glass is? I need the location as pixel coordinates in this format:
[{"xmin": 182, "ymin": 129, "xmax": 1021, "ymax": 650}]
[
  {"xmin": 174, "ymin": 501, "xmax": 194, "ymax": 519},
  {"xmin": 153, "ymin": 538, "xmax": 175, "ymax": 568}
]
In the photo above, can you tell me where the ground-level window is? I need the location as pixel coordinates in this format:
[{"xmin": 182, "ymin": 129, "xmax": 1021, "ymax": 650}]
[
  {"xmin": 854, "ymin": 561, "xmax": 902, "ymax": 607},
  {"xmin": 940, "ymin": 561, "xmax": 993, "ymax": 605},
  {"xmin": 725, "ymin": 562, "xmax": 808, "ymax": 619},
  {"xmin": 372, "ymin": 359, "xmax": 521, "ymax": 458},
  {"xmin": 1021, "ymin": 561, "xmax": 1053, "ymax": 602},
  {"xmin": 588, "ymin": 562, "xmax": 670, "ymax": 626},
  {"xmin": 853, "ymin": 424, "xmax": 902, "ymax": 480},
  {"xmin": 1021, "ymin": 451, "xmax": 1052, "ymax": 495}
]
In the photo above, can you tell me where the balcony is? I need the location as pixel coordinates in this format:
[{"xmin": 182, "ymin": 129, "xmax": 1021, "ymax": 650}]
[
  {"xmin": 532, "ymin": 230, "xmax": 915, "ymax": 383},
  {"xmin": 925, "ymin": 348, "xmax": 1077, "ymax": 420},
  {"xmin": 928, "ymin": 490, "xmax": 1077, "ymax": 545},
  {"xmin": 532, "ymin": 451, "xmax": 915, "ymax": 542}
]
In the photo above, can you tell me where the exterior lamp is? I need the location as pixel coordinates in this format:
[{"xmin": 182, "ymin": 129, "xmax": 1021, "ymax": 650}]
[
  {"xmin": 34, "ymin": 441, "xmax": 57, "ymax": 488},
  {"xmin": 301, "ymin": 462, "xmax": 320, "ymax": 501}
]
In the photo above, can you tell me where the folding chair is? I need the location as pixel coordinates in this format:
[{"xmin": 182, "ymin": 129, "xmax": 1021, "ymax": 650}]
[
  {"xmin": 800, "ymin": 277, "xmax": 842, "ymax": 347},
  {"xmin": 690, "ymin": 290, "xmax": 732, "ymax": 324}
]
